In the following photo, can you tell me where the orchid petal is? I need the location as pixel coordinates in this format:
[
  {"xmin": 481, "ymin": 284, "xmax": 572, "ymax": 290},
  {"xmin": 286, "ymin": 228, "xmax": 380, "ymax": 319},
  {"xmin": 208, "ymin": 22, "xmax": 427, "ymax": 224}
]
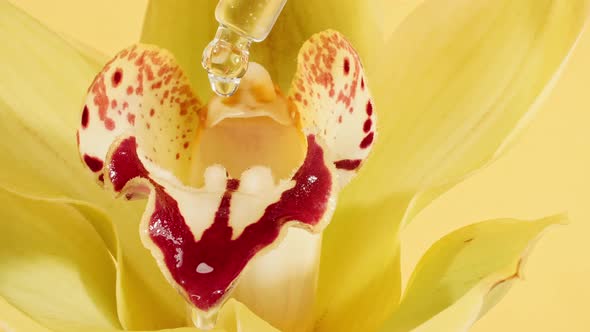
[
  {"xmin": 77, "ymin": 44, "xmax": 203, "ymax": 185},
  {"xmin": 314, "ymin": 194, "xmax": 410, "ymax": 331},
  {"xmin": 77, "ymin": 44, "xmax": 329, "ymax": 319},
  {"xmin": 0, "ymin": 296, "xmax": 275, "ymax": 332},
  {"xmin": 348, "ymin": 0, "xmax": 590, "ymax": 205},
  {"xmin": 289, "ymin": 30, "xmax": 375, "ymax": 186},
  {"xmin": 379, "ymin": 215, "xmax": 565, "ymax": 331},
  {"xmin": 316, "ymin": 2, "xmax": 589, "ymax": 326},
  {"xmin": 80, "ymin": 23, "xmax": 374, "ymax": 326},
  {"xmin": 0, "ymin": 3, "xmax": 186, "ymax": 329},
  {"xmin": 215, "ymin": 299, "xmax": 280, "ymax": 332},
  {"xmin": 0, "ymin": 187, "xmax": 120, "ymax": 331},
  {"xmin": 140, "ymin": 0, "xmax": 416, "ymax": 92},
  {"xmin": 0, "ymin": 296, "xmax": 51, "ymax": 332}
]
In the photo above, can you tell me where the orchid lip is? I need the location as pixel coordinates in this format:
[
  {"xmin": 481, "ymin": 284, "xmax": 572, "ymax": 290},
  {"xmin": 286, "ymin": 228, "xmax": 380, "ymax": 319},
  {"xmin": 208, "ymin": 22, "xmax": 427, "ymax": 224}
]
[{"xmin": 77, "ymin": 30, "xmax": 375, "ymax": 318}]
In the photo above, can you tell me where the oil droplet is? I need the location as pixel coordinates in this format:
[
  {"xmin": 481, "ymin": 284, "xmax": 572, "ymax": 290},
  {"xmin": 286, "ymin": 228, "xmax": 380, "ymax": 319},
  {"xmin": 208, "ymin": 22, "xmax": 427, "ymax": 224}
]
[
  {"xmin": 209, "ymin": 74, "xmax": 240, "ymax": 97},
  {"xmin": 202, "ymin": 26, "xmax": 251, "ymax": 97}
]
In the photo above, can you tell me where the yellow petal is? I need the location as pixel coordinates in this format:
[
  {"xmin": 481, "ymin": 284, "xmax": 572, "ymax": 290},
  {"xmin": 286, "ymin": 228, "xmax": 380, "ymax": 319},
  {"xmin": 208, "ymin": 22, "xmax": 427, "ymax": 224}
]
[
  {"xmin": 313, "ymin": 194, "xmax": 410, "ymax": 331},
  {"xmin": 215, "ymin": 299, "xmax": 280, "ymax": 332},
  {"xmin": 0, "ymin": 3, "xmax": 186, "ymax": 329},
  {"xmin": 0, "ymin": 296, "xmax": 51, "ymax": 332},
  {"xmin": 0, "ymin": 298, "xmax": 271, "ymax": 332},
  {"xmin": 140, "ymin": 0, "xmax": 415, "ymax": 92},
  {"xmin": 379, "ymin": 214, "xmax": 565, "ymax": 332},
  {"xmin": 348, "ymin": 0, "xmax": 590, "ymax": 204},
  {"xmin": 0, "ymin": 187, "xmax": 120, "ymax": 331},
  {"xmin": 141, "ymin": 0, "xmax": 217, "ymax": 94}
]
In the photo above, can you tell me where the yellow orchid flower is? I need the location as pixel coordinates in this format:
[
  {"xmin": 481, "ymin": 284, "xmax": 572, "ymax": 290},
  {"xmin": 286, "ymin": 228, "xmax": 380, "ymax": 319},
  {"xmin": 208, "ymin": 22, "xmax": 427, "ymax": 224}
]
[{"xmin": 0, "ymin": 1, "xmax": 588, "ymax": 332}]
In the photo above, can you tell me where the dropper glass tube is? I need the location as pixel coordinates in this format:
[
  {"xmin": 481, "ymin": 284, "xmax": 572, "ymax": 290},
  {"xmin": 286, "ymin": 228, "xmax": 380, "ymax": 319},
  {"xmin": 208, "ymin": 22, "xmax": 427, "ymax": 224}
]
[{"xmin": 202, "ymin": 0, "xmax": 288, "ymax": 97}]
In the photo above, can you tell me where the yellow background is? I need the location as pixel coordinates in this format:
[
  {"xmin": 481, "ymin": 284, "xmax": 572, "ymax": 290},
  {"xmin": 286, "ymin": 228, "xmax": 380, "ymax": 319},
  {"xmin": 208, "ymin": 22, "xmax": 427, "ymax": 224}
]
[{"xmin": 8, "ymin": 0, "xmax": 590, "ymax": 331}]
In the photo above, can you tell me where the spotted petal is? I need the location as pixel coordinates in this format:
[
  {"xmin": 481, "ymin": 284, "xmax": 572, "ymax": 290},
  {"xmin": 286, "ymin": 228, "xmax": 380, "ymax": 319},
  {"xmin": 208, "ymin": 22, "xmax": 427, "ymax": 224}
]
[
  {"xmin": 78, "ymin": 30, "xmax": 373, "ymax": 319},
  {"xmin": 289, "ymin": 30, "xmax": 376, "ymax": 186}
]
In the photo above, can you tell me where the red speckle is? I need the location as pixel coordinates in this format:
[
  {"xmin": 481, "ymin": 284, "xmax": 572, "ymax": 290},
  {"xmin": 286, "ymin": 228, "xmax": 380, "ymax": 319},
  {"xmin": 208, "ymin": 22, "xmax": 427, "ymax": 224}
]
[
  {"xmin": 361, "ymin": 77, "xmax": 365, "ymax": 90},
  {"xmin": 123, "ymin": 102, "xmax": 129, "ymax": 110},
  {"xmin": 334, "ymin": 159, "xmax": 361, "ymax": 170},
  {"xmin": 83, "ymin": 154, "xmax": 103, "ymax": 172},
  {"xmin": 360, "ymin": 132, "xmax": 374, "ymax": 149},
  {"xmin": 127, "ymin": 113, "xmax": 136, "ymax": 125},
  {"xmin": 127, "ymin": 86, "xmax": 134, "ymax": 95},
  {"xmin": 366, "ymin": 101, "xmax": 373, "ymax": 116},
  {"xmin": 175, "ymin": 153, "xmax": 180, "ymax": 160},
  {"xmin": 183, "ymin": 142, "xmax": 189, "ymax": 149},
  {"xmin": 98, "ymin": 174, "xmax": 105, "ymax": 183},
  {"xmin": 111, "ymin": 99, "xmax": 118, "ymax": 109},
  {"xmin": 105, "ymin": 118, "xmax": 115, "ymax": 131},
  {"xmin": 338, "ymin": 115, "xmax": 343, "ymax": 123},
  {"xmin": 295, "ymin": 93, "xmax": 302, "ymax": 102},
  {"xmin": 363, "ymin": 118, "xmax": 372, "ymax": 133},
  {"xmin": 81, "ymin": 105, "xmax": 89, "ymax": 128},
  {"xmin": 151, "ymin": 81, "xmax": 163, "ymax": 90},
  {"xmin": 150, "ymin": 109, "xmax": 155, "ymax": 117},
  {"xmin": 343, "ymin": 58, "xmax": 350, "ymax": 75},
  {"xmin": 90, "ymin": 73, "xmax": 115, "ymax": 130},
  {"xmin": 112, "ymin": 69, "xmax": 123, "ymax": 87}
]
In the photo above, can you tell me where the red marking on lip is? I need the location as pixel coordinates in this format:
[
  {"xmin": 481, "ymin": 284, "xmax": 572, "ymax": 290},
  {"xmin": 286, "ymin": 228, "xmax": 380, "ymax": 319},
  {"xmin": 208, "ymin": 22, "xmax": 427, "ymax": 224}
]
[
  {"xmin": 83, "ymin": 154, "xmax": 104, "ymax": 172},
  {"xmin": 81, "ymin": 105, "xmax": 89, "ymax": 128},
  {"xmin": 334, "ymin": 159, "xmax": 361, "ymax": 170},
  {"xmin": 108, "ymin": 135, "xmax": 332, "ymax": 311},
  {"xmin": 126, "ymin": 86, "xmax": 134, "ymax": 95},
  {"xmin": 127, "ymin": 113, "xmax": 136, "ymax": 125},
  {"xmin": 360, "ymin": 132, "xmax": 374, "ymax": 149}
]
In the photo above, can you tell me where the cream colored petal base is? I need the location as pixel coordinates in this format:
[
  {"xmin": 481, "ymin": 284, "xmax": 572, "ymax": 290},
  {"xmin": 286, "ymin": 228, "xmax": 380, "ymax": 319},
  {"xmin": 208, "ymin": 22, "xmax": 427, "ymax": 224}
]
[{"xmin": 233, "ymin": 228, "xmax": 321, "ymax": 332}]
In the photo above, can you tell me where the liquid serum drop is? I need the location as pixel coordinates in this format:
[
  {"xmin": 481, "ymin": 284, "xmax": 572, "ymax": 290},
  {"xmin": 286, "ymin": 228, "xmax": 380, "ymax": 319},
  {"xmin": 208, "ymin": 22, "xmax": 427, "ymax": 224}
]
[{"xmin": 202, "ymin": 0, "xmax": 288, "ymax": 97}]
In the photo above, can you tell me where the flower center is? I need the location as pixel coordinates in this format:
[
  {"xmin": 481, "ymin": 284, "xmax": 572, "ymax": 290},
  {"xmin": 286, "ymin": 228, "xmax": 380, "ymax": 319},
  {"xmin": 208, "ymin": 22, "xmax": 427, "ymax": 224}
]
[{"xmin": 188, "ymin": 63, "xmax": 306, "ymax": 187}]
